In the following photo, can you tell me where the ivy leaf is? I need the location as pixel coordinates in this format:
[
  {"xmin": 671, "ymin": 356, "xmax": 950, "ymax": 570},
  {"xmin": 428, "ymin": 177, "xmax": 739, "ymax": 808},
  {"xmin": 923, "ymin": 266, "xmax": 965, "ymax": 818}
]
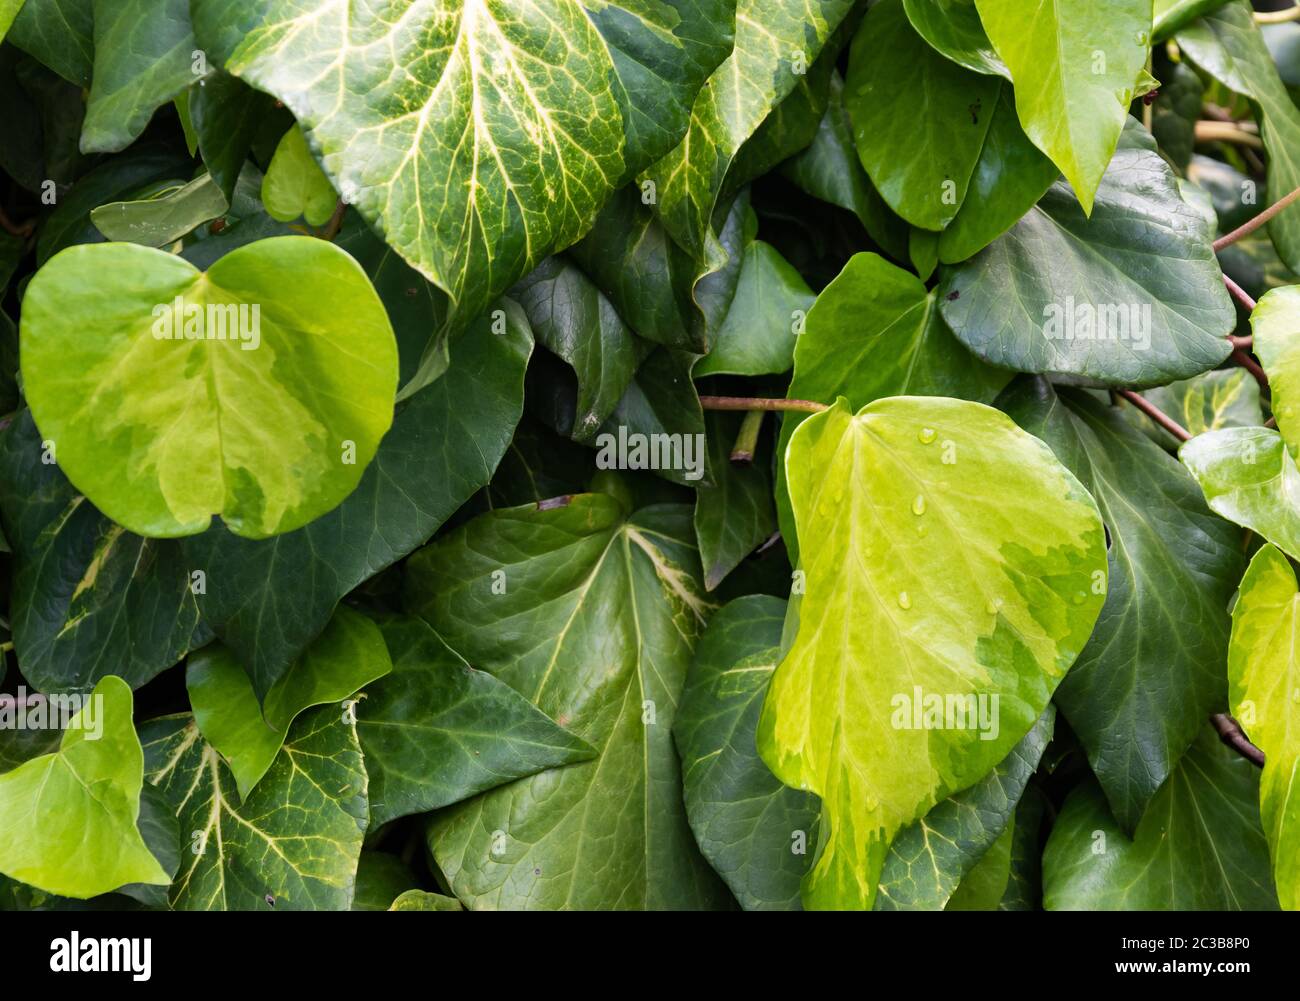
[
  {"xmin": 181, "ymin": 302, "xmax": 531, "ymax": 701},
  {"xmin": 261, "ymin": 124, "xmax": 337, "ymax": 227},
  {"xmin": 512, "ymin": 256, "xmax": 649, "ymax": 443},
  {"xmin": 902, "ymin": 0, "xmax": 1007, "ymax": 77},
  {"xmin": 644, "ymin": 0, "xmax": 853, "ymax": 274},
  {"xmin": 1138, "ymin": 368, "xmax": 1264, "ymax": 438},
  {"xmin": 1252, "ymin": 285, "xmax": 1300, "ymax": 451},
  {"xmin": 876, "ymin": 707, "xmax": 1054, "ymax": 910},
  {"xmin": 141, "ymin": 703, "xmax": 368, "ymax": 910},
  {"xmin": 189, "ymin": 71, "xmax": 273, "ymax": 202},
  {"xmin": 0, "ymin": 676, "xmax": 171, "ymax": 898},
  {"xmin": 938, "ymin": 87, "xmax": 1059, "ymax": 265},
  {"xmin": 1180, "ymin": 426, "xmax": 1300, "ymax": 561},
  {"xmin": 192, "ymin": 0, "xmax": 735, "ymax": 397},
  {"xmin": 972, "ymin": 0, "xmax": 1152, "ymax": 213},
  {"xmin": 939, "ymin": 122, "xmax": 1236, "ymax": 388},
  {"xmin": 694, "ymin": 242, "xmax": 812, "ymax": 378},
  {"xmin": 21, "ymin": 237, "xmax": 399, "ymax": 539},
  {"xmin": 845, "ymin": 0, "xmax": 1000, "ymax": 231},
  {"xmin": 90, "ymin": 172, "xmax": 229, "ymax": 246},
  {"xmin": 782, "ymin": 72, "xmax": 909, "ymax": 263},
  {"xmin": 188, "ymin": 607, "xmax": 392, "ymax": 800},
  {"xmin": 1043, "ymin": 728, "xmax": 1278, "ymax": 910},
  {"xmin": 8, "ymin": 0, "xmax": 92, "ymax": 85},
  {"xmin": 675, "ymin": 595, "xmax": 818, "ymax": 910},
  {"xmin": 36, "ymin": 144, "xmax": 192, "ymax": 265},
  {"xmin": 776, "ymin": 252, "xmax": 1011, "ymax": 552},
  {"xmin": 759, "ymin": 397, "xmax": 1106, "ymax": 909},
  {"xmin": 1001, "ymin": 379, "xmax": 1246, "ymax": 831},
  {"xmin": 1151, "ymin": 59, "xmax": 1205, "ymax": 170},
  {"xmin": 81, "ymin": 0, "xmax": 196, "ymax": 153},
  {"xmin": 0, "ymin": 409, "xmax": 209, "ymax": 695},
  {"xmin": 1178, "ymin": 2, "xmax": 1300, "ymax": 275},
  {"xmin": 694, "ymin": 412, "xmax": 776, "ymax": 591},
  {"xmin": 410, "ymin": 495, "xmax": 731, "ymax": 909},
  {"xmin": 351, "ymin": 852, "xmax": 419, "ymax": 912},
  {"xmin": 1227, "ymin": 543, "xmax": 1300, "ymax": 909},
  {"xmin": 943, "ymin": 823, "xmax": 1013, "ymax": 911},
  {"xmin": 357, "ymin": 616, "xmax": 595, "ymax": 829}
]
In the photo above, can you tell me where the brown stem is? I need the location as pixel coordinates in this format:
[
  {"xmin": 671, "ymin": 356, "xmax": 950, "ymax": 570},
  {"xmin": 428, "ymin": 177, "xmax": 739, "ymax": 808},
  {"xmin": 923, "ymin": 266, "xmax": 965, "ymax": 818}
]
[
  {"xmin": 0, "ymin": 204, "xmax": 34, "ymax": 238},
  {"xmin": 1211, "ymin": 713, "xmax": 1265, "ymax": 768},
  {"xmin": 1228, "ymin": 334, "xmax": 1253, "ymax": 349},
  {"xmin": 1233, "ymin": 348, "xmax": 1268, "ymax": 388},
  {"xmin": 1222, "ymin": 274, "xmax": 1258, "ymax": 313},
  {"xmin": 729, "ymin": 409, "xmax": 765, "ymax": 466},
  {"xmin": 1118, "ymin": 390, "xmax": 1191, "ymax": 443},
  {"xmin": 699, "ymin": 395, "xmax": 829, "ymax": 414},
  {"xmin": 1215, "ymin": 184, "xmax": 1300, "ymax": 252},
  {"xmin": 319, "ymin": 200, "xmax": 347, "ymax": 241}
]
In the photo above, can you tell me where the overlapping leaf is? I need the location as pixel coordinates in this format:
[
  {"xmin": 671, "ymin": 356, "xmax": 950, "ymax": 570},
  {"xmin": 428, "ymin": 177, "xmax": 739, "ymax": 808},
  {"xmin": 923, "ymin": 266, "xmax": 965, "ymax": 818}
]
[{"xmin": 759, "ymin": 397, "xmax": 1106, "ymax": 909}]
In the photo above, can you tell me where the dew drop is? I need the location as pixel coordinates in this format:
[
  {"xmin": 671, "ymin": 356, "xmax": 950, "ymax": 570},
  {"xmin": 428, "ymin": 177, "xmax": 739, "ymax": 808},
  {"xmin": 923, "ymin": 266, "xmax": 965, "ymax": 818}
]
[
  {"xmin": 915, "ymin": 523, "xmax": 927, "ymax": 538},
  {"xmin": 911, "ymin": 494, "xmax": 927, "ymax": 516},
  {"xmin": 897, "ymin": 591, "xmax": 912, "ymax": 610},
  {"xmin": 985, "ymin": 597, "xmax": 1003, "ymax": 615},
  {"xmin": 918, "ymin": 427, "xmax": 937, "ymax": 445},
  {"xmin": 1292, "ymin": 687, "xmax": 1300, "ymax": 703},
  {"xmin": 1072, "ymin": 591, "xmax": 1086, "ymax": 605}
]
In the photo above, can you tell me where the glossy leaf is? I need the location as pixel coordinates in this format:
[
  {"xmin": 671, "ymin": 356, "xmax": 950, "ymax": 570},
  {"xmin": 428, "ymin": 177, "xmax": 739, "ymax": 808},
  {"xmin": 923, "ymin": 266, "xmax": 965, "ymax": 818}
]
[
  {"xmin": 938, "ymin": 87, "xmax": 1059, "ymax": 265},
  {"xmin": 0, "ymin": 677, "xmax": 170, "ymax": 898},
  {"xmin": 1001, "ymin": 379, "xmax": 1246, "ymax": 830},
  {"xmin": 973, "ymin": 0, "xmax": 1152, "ymax": 213},
  {"xmin": 644, "ymin": 0, "xmax": 853, "ymax": 273},
  {"xmin": 21, "ymin": 237, "xmax": 398, "ymax": 539},
  {"xmin": 1252, "ymin": 285, "xmax": 1300, "ymax": 451},
  {"xmin": 759, "ymin": 397, "xmax": 1107, "ymax": 909},
  {"xmin": 90, "ymin": 172, "xmax": 229, "ymax": 246},
  {"xmin": 877, "ymin": 708, "xmax": 1054, "ymax": 910},
  {"xmin": 777, "ymin": 252, "xmax": 1011, "ymax": 550},
  {"xmin": 81, "ymin": 0, "xmax": 196, "ymax": 153},
  {"xmin": 694, "ymin": 412, "xmax": 776, "ymax": 592},
  {"xmin": 0, "ymin": 409, "xmax": 209, "ymax": 695},
  {"xmin": 675, "ymin": 596, "xmax": 817, "ymax": 910},
  {"xmin": 1181, "ymin": 426, "xmax": 1300, "ymax": 560},
  {"xmin": 1227, "ymin": 544, "xmax": 1300, "ymax": 909},
  {"xmin": 940, "ymin": 123, "xmax": 1236, "ymax": 388},
  {"xmin": 1140, "ymin": 368, "xmax": 1264, "ymax": 437},
  {"xmin": 8, "ymin": 0, "xmax": 92, "ymax": 85},
  {"xmin": 181, "ymin": 302, "xmax": 531, "ymax": 700},
  {"xmin": 411, "ymin": 494, "xmax": 731, "ymax": 909},
  {"xmin": 193, "ymin": 0, "xmax": 735, "ymax": 395},
  {"xmin": 357, "ymin": 616, "xmax": 595, "ymax": 829},
  {"xmin": 1043, "ymin": 728, "xmax": 1278, "ymax": 910},
  {"xmin": 261, "ymin": 124, "xmax": 337, "ymax": 227},
  {"xmin": 845, "ymin": 0, "xmax": 999, "ymax": 231},
  {"xmin": 902, "ymin": 0, "xmax": 1007, "ymax": 77},
  {"xmin": 141, "ymin": 703, "xmax": 368, "ymax": 910},
  {"xmin": 187, "ymin": 607, "xmax": 392, "ymax": 799}
]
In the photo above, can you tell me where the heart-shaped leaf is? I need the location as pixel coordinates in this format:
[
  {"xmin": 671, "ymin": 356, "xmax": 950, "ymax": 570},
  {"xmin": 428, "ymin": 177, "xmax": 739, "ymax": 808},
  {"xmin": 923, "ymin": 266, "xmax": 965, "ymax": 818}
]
[
  {"xmin": 21, "ymin": 236, "xmax": 399, "ymax": 539},
  {"xmin": 1227, "ymin": 543, "xmax": 1300, "ymax": 909},
  {"xmin": 759, "ymin": 396, "xmax": 1107, "ymax": 909},
  {"xmin": 1001, "ymin": 379, "xmax": 1246, "ymax": 831},
  {"xmin": 940, "ymin": 123, "xmax": 1236, "ymax": 387},
  {"xmin": 1181, "ymin": 426, "xmax": 1300, "ymax": 560},
  {"xmin": 357, "ymin": 616, "xmax": 596, "ymax": 829},
  {"xmin": 1043, "ymin": 728, "xmax": 1277, "ymax": 910},
  {"xmin": 0, "ymin": 676, "xmax": 170, "ymax": 898},
  {"xmin": 141, "ymin": 702, "xmax": 368, "ymax": 910}
]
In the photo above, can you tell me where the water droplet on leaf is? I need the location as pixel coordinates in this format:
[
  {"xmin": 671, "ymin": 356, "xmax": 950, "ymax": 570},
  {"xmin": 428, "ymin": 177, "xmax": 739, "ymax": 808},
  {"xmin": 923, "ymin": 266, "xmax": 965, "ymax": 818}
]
[
  {"xmin": 918, "ymin": 427, "xmax": 937, "ymax": 444},
  {"xmin": 897, "ymin": 591, "xmax": 911, "ymax": 610},
  {"xmin": 911, "ymin": 494, "xmax": 926, "ymax": 516}
]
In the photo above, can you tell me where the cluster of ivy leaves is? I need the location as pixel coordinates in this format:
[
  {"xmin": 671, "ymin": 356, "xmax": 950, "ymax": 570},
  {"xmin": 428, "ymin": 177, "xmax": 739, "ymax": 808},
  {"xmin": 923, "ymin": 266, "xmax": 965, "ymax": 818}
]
[{"xmin": 0, "ymin": 0, "xmax": 1299, "ymax": 913}]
